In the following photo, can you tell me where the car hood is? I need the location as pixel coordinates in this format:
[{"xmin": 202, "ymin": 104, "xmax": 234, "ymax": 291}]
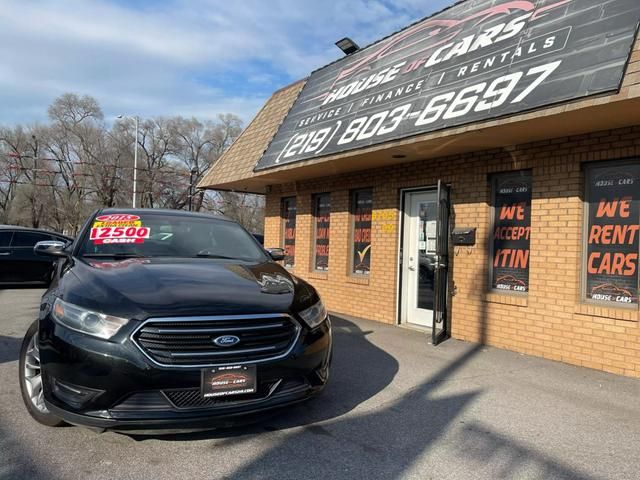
[{"xmin": 60, "ymin": 257, "xmax": 316, "ymax": 319}]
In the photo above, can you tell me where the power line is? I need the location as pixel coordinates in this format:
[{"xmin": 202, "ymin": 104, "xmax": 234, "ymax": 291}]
[{"xmin": 3, "ymin": 161, "xmax": 194, "ymax": 178}]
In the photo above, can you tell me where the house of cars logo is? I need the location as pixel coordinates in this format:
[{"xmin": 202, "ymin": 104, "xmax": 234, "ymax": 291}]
[
  {"xmin": 593, "ymin": 170, "xmax": 636, "ymax": 188},
  {"xmin": 213, "ymin": 335, "xmax": 241, "ymax": 347},
  {"xmin": 210, "ymin": 373, "xmax": 248, "ymax": 387},
  {"xmin": 321, "ymin": 0, "xmax": 572, "ymax": 98},
  {"xmin": 498, "ymin": 179, "xmax": 529, "ymax": 195},
  {"xmin": 591, "ymin": 283, "xmax": 636, "ymax": 303}
]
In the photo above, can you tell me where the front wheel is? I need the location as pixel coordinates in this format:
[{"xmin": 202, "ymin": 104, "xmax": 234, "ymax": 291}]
[{"xmin": 18, "ymin": 320, "xmax": 65, "ymax": 427}]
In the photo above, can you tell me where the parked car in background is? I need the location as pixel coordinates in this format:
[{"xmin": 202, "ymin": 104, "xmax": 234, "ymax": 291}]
[
  {"xmin": 0, "ymin": 226, "xmax": 73, "ymax": 286},
  {"xmin": 252, "ymin": 233, "xmax": 264, "ymax": 245}
]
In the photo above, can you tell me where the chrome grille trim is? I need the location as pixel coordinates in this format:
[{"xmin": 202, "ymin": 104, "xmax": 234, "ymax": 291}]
[{"xmin": 130, "ymin": 314, "xmax": 301, "ymax": 369}]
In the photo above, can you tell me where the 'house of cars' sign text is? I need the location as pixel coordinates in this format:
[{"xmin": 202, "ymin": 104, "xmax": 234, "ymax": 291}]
[{"xmin": 255, "ymin": 0, "xmax": 640, "ymax": 171}]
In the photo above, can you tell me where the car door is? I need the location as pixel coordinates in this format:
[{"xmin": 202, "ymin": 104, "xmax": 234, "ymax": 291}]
[
  {"xmin": 8, "ymin": 231, "xmax": 55, "ymax": 283},
  {"xmin": 0, "ymin": 230, "xmax": 14, "ymax": 283}
]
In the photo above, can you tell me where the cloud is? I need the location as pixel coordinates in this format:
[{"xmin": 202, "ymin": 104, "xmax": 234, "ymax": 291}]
[{"xmin": 0, "ymin": 0, "xmax": 450, "ymax": 126}]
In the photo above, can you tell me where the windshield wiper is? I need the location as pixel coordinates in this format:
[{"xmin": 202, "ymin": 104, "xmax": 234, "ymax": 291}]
[
  {"xmin": 193, "ymin": 253, "xmax": 237, "ymax": 260},
  {"xmin": 82, "ymin": 253, "xmax": 148, "ymax": 259}
]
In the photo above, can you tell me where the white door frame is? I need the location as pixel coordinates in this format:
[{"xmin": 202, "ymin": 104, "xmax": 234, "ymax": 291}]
[{"xmin": 398, "ymin": 186, "xmax": 438, "ymax": 328}]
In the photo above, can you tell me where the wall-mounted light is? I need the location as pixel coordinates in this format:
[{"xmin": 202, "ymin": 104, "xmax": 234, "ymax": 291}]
[{"xmin": 335, "ymin": 37, "xmax": 360, "ymax": 55}]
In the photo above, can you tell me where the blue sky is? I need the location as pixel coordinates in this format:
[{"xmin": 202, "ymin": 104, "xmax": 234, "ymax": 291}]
[{"xmin": 0, "ymin": 0, "xmax": 451, "ymax": 126}]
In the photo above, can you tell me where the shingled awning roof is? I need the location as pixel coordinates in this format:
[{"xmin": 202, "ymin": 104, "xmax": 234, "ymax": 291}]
[{"xmin": 198, "ymin": 80, "xmax": 306, "ymax": 194}]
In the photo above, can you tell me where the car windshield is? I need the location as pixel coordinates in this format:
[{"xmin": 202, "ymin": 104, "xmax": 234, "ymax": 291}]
[{"xmin": 78, "ymin": 212, "xmax": 267, "ymax": 262}]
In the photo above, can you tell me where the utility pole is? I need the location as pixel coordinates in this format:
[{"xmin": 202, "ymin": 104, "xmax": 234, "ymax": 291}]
[
  {"xmin": 133, "ymin": 115, "xmax": 139, "ymax": 208},
  {"xmin": 117, "ymin": 115, "xmax": 139, "ymax": 208},
  {"xmin": 31, "ymin": 134, "xmax": 39, "ymax": 228}
]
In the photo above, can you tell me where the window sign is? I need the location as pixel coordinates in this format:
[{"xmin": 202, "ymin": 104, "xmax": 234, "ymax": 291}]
[
  {"xmin": 313, "ymin": 194, "xmax": 331, "ymax": 271},
  {"xmin": 282, "ymin": 197, "xmax": 296, "ymax": 268},
  {"xmin": 491, "ymin": 172, "xmax": 532, "ymax": 293},
  {"xmin": 584, "ymin": 162, "xmax": 640, "ymax": 305},
  {"xmin": 351, "ymin": 189, "xmax": 373, "ymax": 275}
]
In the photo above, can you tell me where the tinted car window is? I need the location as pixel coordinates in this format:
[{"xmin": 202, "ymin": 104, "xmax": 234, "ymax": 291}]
[
  {"xmin": 11, "ymin": 232, "xmax": 52, "ymax": 247},
  {"xmin": 79, "ymin": 213, "xmax": 267, "ymax": 262},
  {"xmin": 0, "ymin": 231, "xmax": 12, "ymax": 247}
]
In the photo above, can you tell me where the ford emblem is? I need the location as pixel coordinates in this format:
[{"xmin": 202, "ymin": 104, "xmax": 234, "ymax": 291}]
[{"xmin": 213, "ymin": 335, "xmax": 240, "ymax": 347}]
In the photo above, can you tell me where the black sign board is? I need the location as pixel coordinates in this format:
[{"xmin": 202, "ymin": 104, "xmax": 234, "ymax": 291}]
[
  {"xmin": 352, "ymin": 189, "xmax": 372, "ymax": 275},
  {"xmin": 255, "ymin": 0, "xmax": 640, "ymax": 171},
  {"xmin": 491, "ymin": 171, "xmax": 531, "ymax": 293},
  {"xmin": 314, "ymin": 194, "xmax": 331, "ymax": 271},
  {"xmin": 585, "ymin": 162, "xmax": 639, "ymax": 305}
]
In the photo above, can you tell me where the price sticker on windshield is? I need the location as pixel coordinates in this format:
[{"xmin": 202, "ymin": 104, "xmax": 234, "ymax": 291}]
[
  {"xmin": 92, "ymin": 214, "xmax": 142, "ymax": 228},
  {"xmin": 90, "ymin": 226, "xmax": 150, "ymax": 245}
]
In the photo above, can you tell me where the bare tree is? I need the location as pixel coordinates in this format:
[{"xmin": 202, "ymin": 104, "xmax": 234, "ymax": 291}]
[
  {"xmin": 41, "ymin": 94, "xmax": 106, "ymax": 234},
  {"xmin": 170, "ymin": 114, "xmax": 242, "ymax": 211},
  {"xmin": 0, "ymin": 92, "xmax": 254, "ymax": 234},
  {"xmin": 211, "ymin": 191, "xmax": 265, "ymax": 233}
]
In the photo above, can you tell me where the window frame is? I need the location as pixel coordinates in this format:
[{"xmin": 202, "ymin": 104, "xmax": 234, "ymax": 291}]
[
  {"xmin": 349, "ymin": 188, "xmax": 373, "ymax": 276},
  {"xmin": 581, "ymin": 159, "xmax": 640, "ymax": 309},
  {"xmin": 281, "ymin": 196, "xmax": 297, "ymax": 269},
  {"xmin": 488, "ymin": 170, "xmax": 532, "ymax": 295},
  {"xmin": 312, "ymin": 193, "xmax": 331, "ymax": 272},
  {"xmin": 0, "ymin": 231, "xmax": 14, "ymax": 248},
  {"xmin": 11, "ymin": 231, "xmax": 53, "ymax": 248}
]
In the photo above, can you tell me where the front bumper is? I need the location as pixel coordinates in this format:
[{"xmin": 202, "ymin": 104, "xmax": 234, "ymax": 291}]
[{"xmin": 39, "ymin": 314, "xmax": 332, "ymax": 432}]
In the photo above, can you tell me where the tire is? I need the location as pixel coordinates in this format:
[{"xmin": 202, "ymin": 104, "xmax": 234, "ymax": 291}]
[{"xmin": 18, "ymin": 320, "xmax": 65, "ymax": 427}]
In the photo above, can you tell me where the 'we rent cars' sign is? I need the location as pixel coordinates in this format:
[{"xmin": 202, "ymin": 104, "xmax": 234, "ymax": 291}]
[{"xmin": 255, "ymin": 0, "xmax": 640, "ymax": 171}]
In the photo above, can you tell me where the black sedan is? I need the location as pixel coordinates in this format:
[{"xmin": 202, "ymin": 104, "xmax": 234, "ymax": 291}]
[
  {"xmin": 0, "ymin": 225, "xmax": 72, "ymax": 286},
  {"xmin": 18, "ymin": 209, "xmax": 331, "ymax": 433}
]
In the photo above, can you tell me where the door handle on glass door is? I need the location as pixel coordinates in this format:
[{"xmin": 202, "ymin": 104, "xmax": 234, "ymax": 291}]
[{"xmin": 408, "ymin": 265, "xmax": 416, "ymax": 271}]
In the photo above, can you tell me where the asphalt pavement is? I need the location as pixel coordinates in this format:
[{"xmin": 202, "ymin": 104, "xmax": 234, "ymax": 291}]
[{"xmin": 1, "ymin": 288, "xmax": 639, "ymax": 480}]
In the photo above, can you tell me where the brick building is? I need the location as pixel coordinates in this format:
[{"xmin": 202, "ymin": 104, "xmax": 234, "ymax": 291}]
[{"xmin": 200, "ymin": 0, "xmax": 640, "ymax": 377}]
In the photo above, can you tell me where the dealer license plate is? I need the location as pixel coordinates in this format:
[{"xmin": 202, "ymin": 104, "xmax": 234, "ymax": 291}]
[{"xmin": 201, "ymin": 365, "xmax": 257, "ymax": 398}]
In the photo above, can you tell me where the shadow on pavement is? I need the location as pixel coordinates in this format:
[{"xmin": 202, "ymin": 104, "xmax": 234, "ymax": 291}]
[
  {"xmin": 208, "ymin": 333, "xmax": 485, "ymax": 479},
  {"xmin": 0, "ymin": 422, "xmax": 57, "ymax": 480},
  {"xmin": 454, "ymin": 422, "xmax": 600, "ymax": 480},
  {"xmin": 0, "ymin": 335, "xmax": 22, "ymax": 364}
]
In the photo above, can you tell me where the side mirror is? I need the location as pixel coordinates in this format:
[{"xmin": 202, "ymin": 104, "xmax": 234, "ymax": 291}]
[
  {"xmin": 34, "ymin": 241, "xmax": 69, "ymax": 258},
  {"xmin": 266, "ymin": 248, "xmax": 285, "ymax": 261}
]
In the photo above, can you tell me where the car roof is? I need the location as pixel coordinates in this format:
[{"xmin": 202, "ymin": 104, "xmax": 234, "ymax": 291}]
[
  {"xmin": 96, "ymin": 208, "xmax": 234, "ymax": 223},
  {"xmin": 0, "ymin": 224, "xmax": 72, "ymax": 240}
]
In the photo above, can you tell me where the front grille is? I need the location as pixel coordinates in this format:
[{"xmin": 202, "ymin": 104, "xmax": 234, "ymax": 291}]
[
  {"xmin": 164, "ymin": 380, "xmax": 281, "ymax": 409},
  {"xmin": 132, "ymin": 314, "xmax": 300, "ymax": 367}
]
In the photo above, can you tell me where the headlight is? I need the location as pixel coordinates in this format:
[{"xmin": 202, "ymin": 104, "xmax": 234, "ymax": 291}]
[
  {"xmin": 298, "ymin": 299, "xmax": 327, "ymax": 329},
  {"xmin": 51, "ymin": 298, "xmax": 129, "ymax": 340}
]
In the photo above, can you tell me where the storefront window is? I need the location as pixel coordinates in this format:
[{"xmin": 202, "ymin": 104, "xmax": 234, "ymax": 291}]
[
  {"xmin": 350, "ymin": 189, "xmax": 372, "ymax": 275},
  {"xmin": 281, "ymin": 197, "xmax": 296, "ymax": 268},
  {"xmin": 313, "ymin": 193, "xmax": 331, "ymax": 271},
  {"xmin": 490, "ymin": 171, "xmax": 532, "ymax": 293},
  {"xmin": 583, "ymin": 161, "xmax": 639, "ymax": 306}
]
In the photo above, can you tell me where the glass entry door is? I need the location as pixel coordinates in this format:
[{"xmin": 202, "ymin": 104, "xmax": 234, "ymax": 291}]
[
  {"xmin": 401, "ymin": 185, "xmax": 450, "ymax": 341},
  {"xmin": 401, "ymin": 190, "xmax": 438, "ymax": 328}
]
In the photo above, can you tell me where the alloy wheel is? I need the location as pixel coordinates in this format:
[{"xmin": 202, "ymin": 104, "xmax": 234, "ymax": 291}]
[{"xmin": 23, "ymin": 334, "xmax": 48, "ymax": 413}]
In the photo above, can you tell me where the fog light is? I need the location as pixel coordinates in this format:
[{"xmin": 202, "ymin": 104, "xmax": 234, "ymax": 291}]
[{"xmin": 52, "ymin": 378, "xmax": 104, "ymax": 409}]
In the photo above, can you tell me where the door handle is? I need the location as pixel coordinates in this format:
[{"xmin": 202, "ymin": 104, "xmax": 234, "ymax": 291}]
[{"xmin": 408, "ymin": 265, "xmax": 416, "ymax": 271}]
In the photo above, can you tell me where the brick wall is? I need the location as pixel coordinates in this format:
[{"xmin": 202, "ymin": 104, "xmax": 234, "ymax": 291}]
[{"xmin": 264, "ymin": 125, "xmax": 640, "ymax": 378}]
